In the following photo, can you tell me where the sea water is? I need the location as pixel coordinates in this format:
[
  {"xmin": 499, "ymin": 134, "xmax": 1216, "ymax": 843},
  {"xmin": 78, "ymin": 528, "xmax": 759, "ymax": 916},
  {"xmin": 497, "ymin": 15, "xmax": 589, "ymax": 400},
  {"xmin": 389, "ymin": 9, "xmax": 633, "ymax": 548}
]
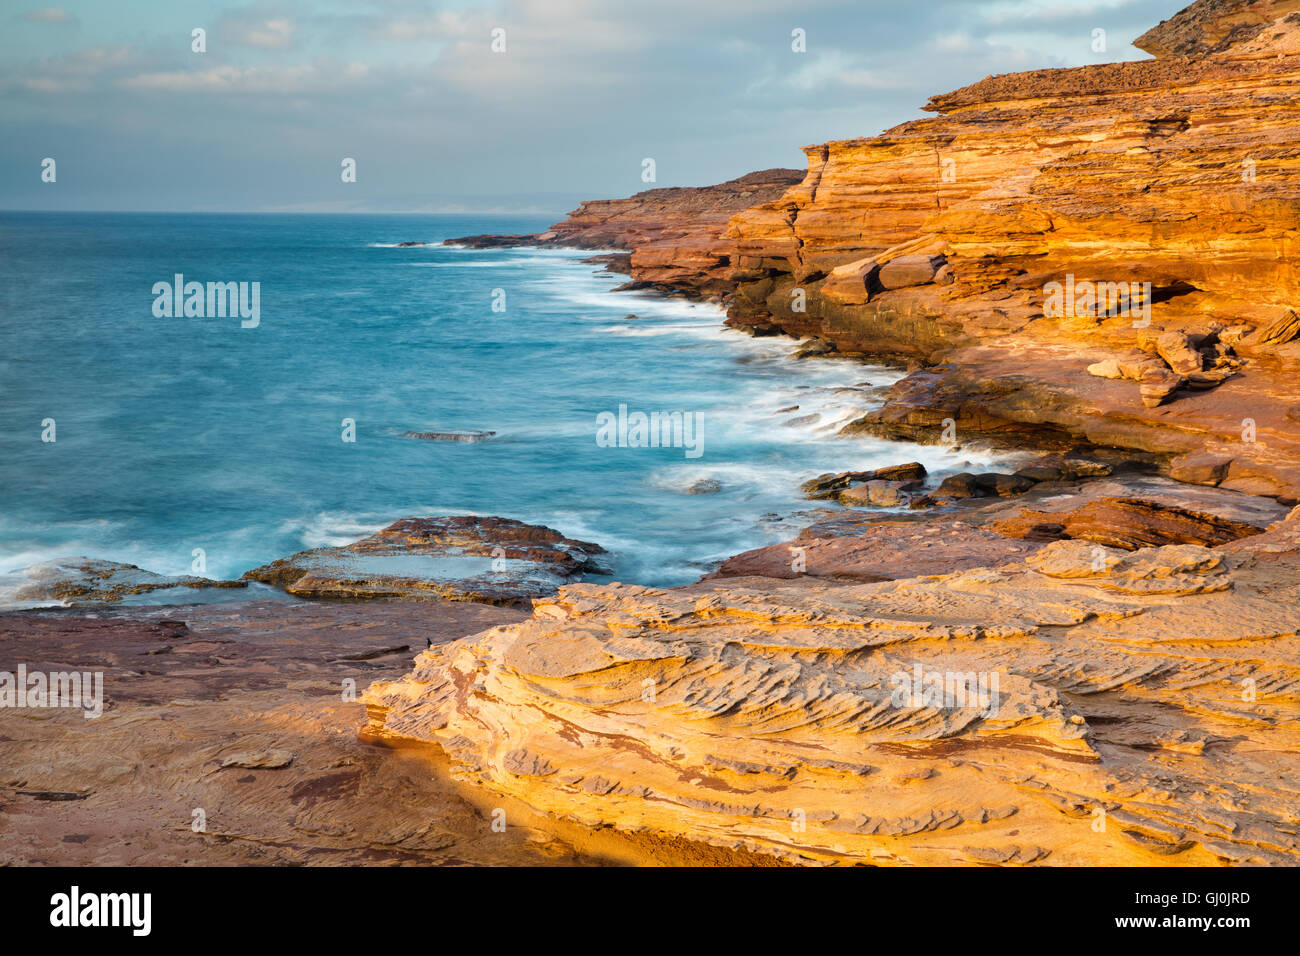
[{"xmin": 0, "ymin": 211, "xmax": 1004, "ymax": 605}]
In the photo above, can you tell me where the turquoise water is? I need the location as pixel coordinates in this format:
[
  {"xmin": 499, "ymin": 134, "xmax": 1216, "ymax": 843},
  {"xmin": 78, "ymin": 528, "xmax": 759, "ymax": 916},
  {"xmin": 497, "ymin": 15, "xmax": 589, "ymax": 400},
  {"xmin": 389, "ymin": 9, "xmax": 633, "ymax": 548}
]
[{"xmin": 0, "ymin": 212, "xmax": 1000, "ymax": 605}]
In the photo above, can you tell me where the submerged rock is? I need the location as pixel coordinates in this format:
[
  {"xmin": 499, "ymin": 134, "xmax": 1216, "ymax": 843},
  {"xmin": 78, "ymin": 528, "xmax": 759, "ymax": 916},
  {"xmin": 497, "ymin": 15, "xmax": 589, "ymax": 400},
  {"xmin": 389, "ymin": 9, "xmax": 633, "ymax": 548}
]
[
  {"xmin": 686, "ymin": 479, "xmax": 723, "ymax": 495},
  {"xmin": 403, "ymin": 430, "xmax": 496, "ymax": 443},
  {"xmin": 12, "ymin": 558, "xmax": 246, "ymax": 607},
  {"xmin": 243, "ymin": 516, "xmax": 607, "ymax": 607},
  {"xmin": 802, "ymin": 462, "xmax": 927, "ymax": 499}
]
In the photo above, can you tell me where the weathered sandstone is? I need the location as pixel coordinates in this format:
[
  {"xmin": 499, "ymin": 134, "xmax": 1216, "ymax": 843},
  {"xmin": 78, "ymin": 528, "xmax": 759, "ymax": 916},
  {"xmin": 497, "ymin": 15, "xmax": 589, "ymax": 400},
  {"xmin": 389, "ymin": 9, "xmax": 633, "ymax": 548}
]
[
  {"xmin": 243, "ymin": 516, "xmax": 607, "ymax": 607},
  {"xmin": 448, "ymin": 169, "xmax": 803, "ymax": 297},
  {"xmin": 363, "ymin": 504, "xmax": 1300, "ymax": 865},
  {"xmin": 0, "ymin": 600, "xmax": 609, "ymax": 865}
]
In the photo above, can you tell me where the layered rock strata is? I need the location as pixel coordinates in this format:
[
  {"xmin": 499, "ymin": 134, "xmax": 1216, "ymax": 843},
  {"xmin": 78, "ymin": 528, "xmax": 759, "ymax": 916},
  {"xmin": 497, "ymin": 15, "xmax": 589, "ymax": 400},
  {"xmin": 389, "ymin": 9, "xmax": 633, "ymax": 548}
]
[
  {"xmin": 363, "ymin": 505, "xmax": 1300, "ymax": 865},
  {"xmin": 722, "ymin": 1, "xmax": 1300, "ymax": 499},
  {"xmin": 459, "ymin": 0, "xmax": 1300, "ymax": 500},
  {"xmin": 244, "ymin": 516, "xmax": 607, "ymax": 607},
  {"xmin": 449, "ymin": 169, "xmax": 803, "ymax": 296}
]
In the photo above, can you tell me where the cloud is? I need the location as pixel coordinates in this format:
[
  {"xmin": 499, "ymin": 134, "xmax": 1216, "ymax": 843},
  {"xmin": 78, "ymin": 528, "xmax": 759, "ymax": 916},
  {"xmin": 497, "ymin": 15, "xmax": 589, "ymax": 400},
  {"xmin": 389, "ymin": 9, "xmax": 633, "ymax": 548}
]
[
  {"xmin": 20, "ymin": 7, "xmax": 76, "ymax": 25},
  {"xmin": 977, "ymin": 0, "xmax": 1146, "ymax": 26},
  {"xmin": 218, "ymin": 14, "xmax": 297, "ymax": 49},
  {"xmin": 2, "ymin": 44, "xmax": 136, "ymax": 94},
  {"xmin": 0, "ymin": 0, "xmax": 1184, "ymax": 211},
  {"xmin": 120, "ymin": 61, "xmax": 369, "ymax": 94}
]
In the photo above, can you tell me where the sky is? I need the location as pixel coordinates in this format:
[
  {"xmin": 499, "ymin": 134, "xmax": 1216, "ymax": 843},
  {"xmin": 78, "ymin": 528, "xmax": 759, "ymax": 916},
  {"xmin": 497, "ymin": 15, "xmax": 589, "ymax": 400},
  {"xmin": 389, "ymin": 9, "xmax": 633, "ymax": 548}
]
[{"xmin": 0, "ymin": 0, "xmax": 1193, "ymax": 213}]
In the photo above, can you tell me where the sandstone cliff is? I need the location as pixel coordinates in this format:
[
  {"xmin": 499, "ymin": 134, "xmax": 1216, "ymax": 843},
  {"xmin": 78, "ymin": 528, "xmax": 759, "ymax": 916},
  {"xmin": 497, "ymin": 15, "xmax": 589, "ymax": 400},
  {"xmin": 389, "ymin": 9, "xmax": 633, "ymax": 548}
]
[
  {"xmin": 718, "ymin": 0, "xmax": 1300, "ymax": 501},
  {"xmin": 487, "ymin": 0, "xmax": 1300, "ymax": 502},
  {"xmin": 451, "ymin": 169, "xmax": 802, "ymax": 297}
]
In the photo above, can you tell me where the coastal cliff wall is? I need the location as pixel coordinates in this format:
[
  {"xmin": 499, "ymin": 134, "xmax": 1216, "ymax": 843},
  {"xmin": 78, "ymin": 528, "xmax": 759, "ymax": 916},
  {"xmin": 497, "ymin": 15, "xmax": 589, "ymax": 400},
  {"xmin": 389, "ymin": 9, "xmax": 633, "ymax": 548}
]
[{"xmin": 484, "ymin": 0, "xmax": 1300, "ymax": 502}]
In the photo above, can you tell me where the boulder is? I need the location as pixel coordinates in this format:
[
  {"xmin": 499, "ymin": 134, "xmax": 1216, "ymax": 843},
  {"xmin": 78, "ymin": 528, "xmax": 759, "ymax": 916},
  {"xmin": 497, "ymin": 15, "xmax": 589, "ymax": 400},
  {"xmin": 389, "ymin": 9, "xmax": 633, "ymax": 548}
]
[
  {"xmin": 801, "ymin": 462, "xmax": 927, "ymax": 499},
  {"xmin": 1155, "ymin": 331, "xmax": 1204, "ymax": 375},
  {"xmin": 1138, "ymin": 368, "xmax": 1183, "ymax": 408},
  {"xmin": 935, "ymin": 473, "xmax": 981, "ymax": 499},
  {"xmin": 877, "ymin": 254, "xmax": 945, "ymax": 290},
  {"xmin": 838, "ymin": 480, "xmax": 909, "ymax": 507},
  {"xmin": 974, "ymin": 473, "xmax": 1037, "ymax": 497},
  {"xmin": 243, "ymin": 516, "xmax": 607, "ymax": 607},
  {"xmin": 820, "ymin": 257, "xmax": 879, "ymax": 305},
  {"xmin": 1087, "ymin": 359, "xmax": 1124, "ymax": 379}
]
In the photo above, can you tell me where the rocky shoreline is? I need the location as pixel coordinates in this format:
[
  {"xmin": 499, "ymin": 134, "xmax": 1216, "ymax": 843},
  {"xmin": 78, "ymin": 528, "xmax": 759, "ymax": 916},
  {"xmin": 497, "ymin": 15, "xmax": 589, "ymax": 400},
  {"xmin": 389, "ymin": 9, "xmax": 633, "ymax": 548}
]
[
  {"xmin": 445, "ymin": 0, "xmax": 1300, "ymax": 505},
  {"xmin": 4, "ymin": 0, "xmax": 1299, "ymax": 867}
]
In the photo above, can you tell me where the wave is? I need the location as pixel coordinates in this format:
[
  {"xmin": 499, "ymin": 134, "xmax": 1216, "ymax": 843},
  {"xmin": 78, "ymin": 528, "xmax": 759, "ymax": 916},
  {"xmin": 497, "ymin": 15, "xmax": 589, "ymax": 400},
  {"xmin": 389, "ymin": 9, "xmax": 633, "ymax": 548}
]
[{"xmin": 409, "ymin": 260, "xmax": 528, "ymax": 268}]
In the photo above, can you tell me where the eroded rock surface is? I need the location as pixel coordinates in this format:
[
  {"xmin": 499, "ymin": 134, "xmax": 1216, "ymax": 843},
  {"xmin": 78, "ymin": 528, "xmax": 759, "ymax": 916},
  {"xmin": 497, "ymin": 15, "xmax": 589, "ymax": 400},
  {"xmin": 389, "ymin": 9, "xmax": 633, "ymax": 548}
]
[
  {"xmin": 10, "ymin": 558, "xmax": 250, "ymax": 608},
  {"xmin": 446, "ymin": 169, "xmax": 804, "ymax": 297},
  {"xmin": 364, "ymin": 506, "xmax": 1300, "ymax": 866},
  {"xmin": 0, "ymin": 600, "xmax": 599, "ymax": 865},
  {"xmin": 244, "ymin": 516, "xmax": 607, "ymax": 607}
]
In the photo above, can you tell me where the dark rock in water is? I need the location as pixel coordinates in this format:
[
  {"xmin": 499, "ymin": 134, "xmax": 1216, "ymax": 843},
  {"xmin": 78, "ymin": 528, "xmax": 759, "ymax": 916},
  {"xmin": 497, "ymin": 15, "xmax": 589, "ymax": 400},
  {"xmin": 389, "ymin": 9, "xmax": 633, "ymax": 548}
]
[
  {"xmin": 774, "ymin": 405, "xmax": 800, "ymax": 414},
  {"xmin": 403, "ymin": 430, "xmax": 496, "ymax": 443},
  {"xmin": 838, "ymin": 480, "xmax": 914, "ymax": 508},
  {"xmin": 243, "ymin": 516, "xmax": 607, "ymax": 607},
  {"xmin": 794, "ymin": 337, "xmax": 836, "ymax": 358},
  {"xmin": 396, "ymin": 241, "xmax": 429, "ymax": 247},
  {"xmin": 686, "ymin": 479, "xmax": 722, "ymax": 495},
  {"xmin": 782, "ymin": 413, "xmax": 820, "ymax": 428},
  {"xmin": 443, "ymin": 234, "xmax": 541, "ymax": 249},
  {"xmin": 801, "ymin": 462, "xmax": 927, "ymax": 499},
  {"xmin": 974, "ymin": 473, "xmax": 1037, "ymax": 497},
  {"xmin": 935, "ymin": 473, "xmax": 981, "ymax": 499},
  {"xmin": 12, "ymin": 557, "xmax": 247, "ymax": 607}
]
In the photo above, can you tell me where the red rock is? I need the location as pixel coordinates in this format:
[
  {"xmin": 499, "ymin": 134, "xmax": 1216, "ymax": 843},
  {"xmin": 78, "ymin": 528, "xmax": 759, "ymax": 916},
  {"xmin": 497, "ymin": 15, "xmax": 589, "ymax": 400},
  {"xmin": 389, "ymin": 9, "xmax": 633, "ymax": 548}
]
[{"xmin": 992, "ymin": 496, "xmax": 1265, "ymax": 549}]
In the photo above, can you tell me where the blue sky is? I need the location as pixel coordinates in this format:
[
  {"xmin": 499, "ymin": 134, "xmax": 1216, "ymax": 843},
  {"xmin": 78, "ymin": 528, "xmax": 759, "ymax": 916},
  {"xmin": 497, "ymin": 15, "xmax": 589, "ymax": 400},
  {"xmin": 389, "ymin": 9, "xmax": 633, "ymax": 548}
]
[{"xmin": 0, "ymin": 0, "xmax": 1190, "ymax": 212}]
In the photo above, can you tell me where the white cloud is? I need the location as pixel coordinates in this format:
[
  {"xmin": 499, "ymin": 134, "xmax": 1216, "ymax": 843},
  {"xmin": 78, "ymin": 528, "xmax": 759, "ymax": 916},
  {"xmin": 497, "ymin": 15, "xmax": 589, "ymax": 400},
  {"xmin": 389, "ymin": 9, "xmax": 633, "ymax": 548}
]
[
  {"xmin": 21, "ymin": 7, "xmax": 76, "ymax": 25},
  {"xmin": 219, "ymin": 15, "xmax": 297, "ymax": 49},
  {"xmin": 120, "ymin": 61, "xmax": 368, "ymax": 94},
  {"xmin": 978, "ymin": 0, "xmax": 1145, "ymax": 26}
]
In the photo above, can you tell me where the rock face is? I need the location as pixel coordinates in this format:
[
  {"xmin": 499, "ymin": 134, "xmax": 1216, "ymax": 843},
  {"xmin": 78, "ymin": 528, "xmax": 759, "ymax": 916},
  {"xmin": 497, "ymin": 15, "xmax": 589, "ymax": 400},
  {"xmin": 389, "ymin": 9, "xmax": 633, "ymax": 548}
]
[
  {"xmin": 353, "ymin": 1, "xmax": 1300, "ymax": 866},
  {"xmin": 496, "ymin": 0, "xmax": 1300, "ymax": 501},
  {"xmin": 991, "ymin": 497, "xmax": 1267, "ymax": 548},
  {"xmin": 244, "ymin": 516, "xmax": 607, "ymax": 607},
  {"xmin": 363, "ymin": 505, "xmax": 1300, "ymax": 865},
  {"xmin": 447, "ymin": 169, "xmax": 803, "ymax": 297},
  {"xmin": 721, "ymin": 3, "xmax": 1300, "ymax": 496}
]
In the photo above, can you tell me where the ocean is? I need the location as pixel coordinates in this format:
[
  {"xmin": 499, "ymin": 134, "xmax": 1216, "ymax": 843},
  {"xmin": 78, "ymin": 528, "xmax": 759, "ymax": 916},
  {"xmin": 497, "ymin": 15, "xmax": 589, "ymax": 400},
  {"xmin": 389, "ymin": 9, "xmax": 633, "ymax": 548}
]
[{"xmin": 0, "ymin": 211, "xmax": 1003, "ymax": 606}]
